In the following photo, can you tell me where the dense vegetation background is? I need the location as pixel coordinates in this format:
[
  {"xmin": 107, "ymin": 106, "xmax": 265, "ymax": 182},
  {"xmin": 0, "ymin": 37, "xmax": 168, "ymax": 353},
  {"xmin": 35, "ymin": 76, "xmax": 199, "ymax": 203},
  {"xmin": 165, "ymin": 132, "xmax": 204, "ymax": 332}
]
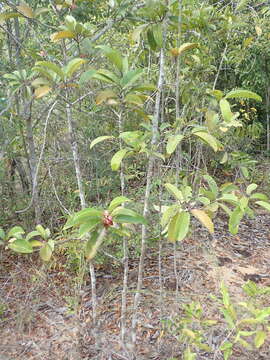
[{"xmin": 1, "ymin": 1, "xmax": 270, "ymax": 359}]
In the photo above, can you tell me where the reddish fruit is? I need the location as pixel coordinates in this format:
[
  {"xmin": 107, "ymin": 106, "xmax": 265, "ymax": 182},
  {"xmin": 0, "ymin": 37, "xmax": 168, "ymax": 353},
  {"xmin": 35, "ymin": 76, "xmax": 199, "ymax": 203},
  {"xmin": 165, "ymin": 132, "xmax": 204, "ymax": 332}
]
[{"xmin": 103, "ymin": 212, "xmax": 113, "ymax": 228}]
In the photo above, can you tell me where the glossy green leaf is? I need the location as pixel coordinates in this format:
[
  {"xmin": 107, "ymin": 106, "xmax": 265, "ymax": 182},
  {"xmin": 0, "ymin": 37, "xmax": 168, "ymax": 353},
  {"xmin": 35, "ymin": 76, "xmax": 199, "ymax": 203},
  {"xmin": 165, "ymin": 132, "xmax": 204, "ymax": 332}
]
[
  {"xmin": 9, "ymin": 239, "xmax": 33, "ymax": 254},
  {"xmin": 85, "ymin": 230, "xmax": 106, "ymax": 260},
  {"xmin": 25, "ymin": 230, "xmax": 40, "ymax": 242},
  {"xmin": 17, "ymin": 3, "xmax": 34, "ymax": 18},
  {"xmin": 79, "ymin": 69, "xmax": 97, "ymax": 84},
  {"xmin": 255, "ymin": 201, "xmax": 270, "ymax": 212},
  {"xmin": 192, "ymin": 131, "xmax": 218, "ymax": 152},
  {"xmin": 225, "ymin": 89, "xmax": 262, "ymax": 102},
  {"xmin": 64, "ymin": 208, "xmax": 102, "ymax": 229},
  {"xmin": 147, "ymin": 28, "xmax": 157, "ymax": 51},
  {"xmin": 64, "ymin": 58, "xmax": 86, "ymax": 78},
  {"xmin": 96, "ymin": 89, "xmax": 117, "ymax": 105},
  {"xmin": 40, "ymin": 243, "xmax": 52, "ymax": 261},
  {"xmin": 166, "ymin": 134, "xmax": 184, "ymax": 155},
  {"xmin": 96, "ymin": 45, "xmax": 123, "ymax": 72},
  {"xmin": 35, "ymin": 61, "xmax": 64, "ymax": 80},
  {"xmin": 191, "ymin": 209, "xmax": 214, "ymax": 233},
  {"xmin": 152, "ymin": 24, "xmax": 163, "ymax": 48},
  {"xmin": 51, "ymin": 30, "xmax": 75, "ymax": 42},
  {"xmin": 131, "ymin": 24, "xmax": 148, "ymax": 43},
  {"xmin": 229, "ymin": 206, "xmax": 244, "ymax": 235},
  {"xmin": 168, "ymin": 211, "xmax": 190, "ymax": 242},
  {"xmin": 254, "ymin": 331, "xmax": 266, "ymax": 348},
  {"xmin": 78, "ymin": 218, "xmax": 101, "ymax": 238},
  {"xmin": 90, "ymin": 136, "xmax": 115, "ymax": 149},
  {"xmin": 165, "ymin": 183, "xmax": 183, "ymax": 201},
  {"xmin": 0, "ymin": 228, "xmax": 5, "ymax": 240},
  {"xmin": 177, "ymin": 42, "xmax": 198, "ymax": 56},
  {"xmin": 94, "ymin": 69, "xmax": 120, "ymax": 84},
  {"xmin": 0, "ymin": 12, "xmax": 22, "ymax": 23},
  {"xmin": 111, "ymin": 149, "xmax": 129, "ymax": 171},
  {"xmin": 108, "ymin": 196, "xmax": 131, "ymax": 212},
  {"xmin": 7, "ymin": 226, "xmax": 25, "ymax": 239},
  {"xmin": 246, "ymin": 183, "xmax": 258, "ymax": 196},
  {"xmin": 250, "ymin": 193, "xmax": 268, "ymax": 201},
  {"xmin": 203, "ymin": 175, "xmax": 218, "ymax": 198},
  {"xmin": 121, "ymin": 69, "xmax": 143, "ymax": 89},
  {"xmin": 113, "ymin": 208, "xmax": 147, "ymax": 225},
  {"xmin": 220, "ymin": 98, "xmax": 233, "ymax": 122}
]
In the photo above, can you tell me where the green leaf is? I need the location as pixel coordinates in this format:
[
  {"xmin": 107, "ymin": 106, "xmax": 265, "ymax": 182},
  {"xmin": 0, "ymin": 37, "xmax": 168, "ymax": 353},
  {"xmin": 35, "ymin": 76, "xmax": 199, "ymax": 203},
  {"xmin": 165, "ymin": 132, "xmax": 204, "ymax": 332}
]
[
  {"xmin": 147, "ymin": 28, "xmax": 157, "ymax": 51},
  {"xmin": 203, "ymin": 175, "xmax": 218, "ymax": 198},
  {"xmin": 255, "ymin": 201, "xmax": 270, "ymax": 212},
  {"xmin": 250, "ymin": 193, "xmax": 268, "ymax": 201},
  {"xmin": 113, "ymin": 208, "xmax": 147, "ymax": 225},
  {"xmin": 79, "ymin": 69, "xmax": 97, "ymax": 85},
  {"xmin": 168, "ymin": 211, "xmax": 190, "ymax": 242},
  {"xmin": 17, "ymin": 3, "xmax": 34, "ymax": 18},
  {"xmin": 192, "ymin": 131, "xmax": 218, "ymax": 152},
  {"xmin": 0, "ymin": 228, "xmax": 5, "ymax": 240},
  {"xmin": 85, "ymin": 231, "xmax": 99, "ymax": 260},
  {"xmin": 246, "ymin": 183, "xmax": 258, "ymax": 196},
  {"xmin": 160, "ymin": 205, "xmax": 179, "ymax": 228},
  {"xmin": 36, "ymin": 224, "xmax": 47, "ymax": 239},
  {"xmin": 124, "ymin": 93, "xmax": 144, "ymax": 106},
  {"xmin": 78, "ymin": 218, "xmax": 101, "ymax": 238},
  {"xmin": 220, "ymin": 98, "xmax": 233, "ymax": 122},
  {"xmin": 254, "ymin": 331, "xmax": 266, "ymax": 348},
  {"xmin": 177, "ymin": 42, "xmax": 198, "ymax": 56},
  {"xmin": 64, "ymin": 208, "xmax": 102, "ymax": 229},
  {"xmin": 108, "ymin": 196, "xmax": 131, "ymax": 212},
  {"xmin": 152, "ymin": 24, "xmax": 163, "ymax": 48},
  {"xmin": 64, "ymin": 58, "xmax": 86, "ymax": 78},
  {"xmin": 35, "ymin": 61, "xmax": 64, "ymax": 80},
  {"xmin": 191, "ymin": 209, "xmax": 214, "ymax": 233},
  {"xmin": 220, "ymin": 341, "xmax": 233, "ymax": 360},
  {"xmin": 111, "ymin": 149, "xmax": 129, "ymax": 171},
  {"xmin": 34, "ymin": 86, "xmax": 51, "ymax": 99},
  {"xmin": 94, "ymin": 69, "xmax": 120, "ymax": 84},
  {"xmin": 96, "ymin": 45, "xmax": 123, "ymax": 72},
  {"xmin": 90, "ymin": 136, "xmax": 115, "ymax": 149},
  {"xmin": 25, "ymin": 230, "xmax": 41, "ymax": 241},
  {"xmin": 225, "ymin": 89, "xmax": 262, "ymax": 102},
  {"xmin": 0, "ymin": 12, "xmax": 22, "ymax": 23},
  {"xmin": 129, "ymin": 83, "xmax": 156, "ymax": 92},
  {"xmin": 9, "ymin": 239, "xmax": 33, "ymax": 254},
  {"xmin": 166, "ymin": 134, "xmax": 184, "ymax": 155},
  {"xmin": 131, "ymin": 24, "xmax": 148, "ymax": 43},
  {"xmin": 219, "ymin": 193, "xmax": 238, "ymax": 205},
  {"xmin": 220, "ymin": 282, "xmax": 231, "ymax": 307},
  {"xmin": 7, "ymin": 226, "xmax": 25, "ymax": 239},
  {"xmin": 50, "ymin": 30, "xmax": 75, "ymax": 42},
  {"xmin": 164, "ymin": 183, "xmax": 183, "ymax": 201},
  {"xmin": 229, "ymin": 206, "xmax": 244, "ymax": 235},
  {"xmin": 240, "ymin": 166, "xmax": 249, "ymax": 179},
  {"xmin": 29, "ymin": 239, "xmax": 43, "ymax": 247},
  {"xmin": 40, "ymin": 244, "xmax": 52, "ymax": 261},
  {"xmin": 121, "ymin": 69, "xmax": 144, "ymax": 89},
  {"xmin": 96, "ymin": 90, "xmax": 117, "ymax": 105},
  {"xmin": 183, "ymin": 347, "xmax": 196, "ymax": 360}
]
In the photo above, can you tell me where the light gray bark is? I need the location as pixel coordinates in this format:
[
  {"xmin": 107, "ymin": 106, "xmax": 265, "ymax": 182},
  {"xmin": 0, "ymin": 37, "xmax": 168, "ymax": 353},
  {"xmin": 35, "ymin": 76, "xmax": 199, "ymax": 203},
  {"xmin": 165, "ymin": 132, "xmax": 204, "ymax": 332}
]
[{"xmin": 131, "ymin": 26, "xmax": 166, "ymax": 348}]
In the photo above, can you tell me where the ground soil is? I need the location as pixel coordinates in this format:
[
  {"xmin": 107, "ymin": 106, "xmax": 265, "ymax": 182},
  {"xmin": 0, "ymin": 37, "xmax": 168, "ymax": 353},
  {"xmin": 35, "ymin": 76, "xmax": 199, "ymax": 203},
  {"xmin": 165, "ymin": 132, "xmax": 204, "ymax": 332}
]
[{"xmin": 1, "ymin": 213, "xmax": 270, "ymax": 360}]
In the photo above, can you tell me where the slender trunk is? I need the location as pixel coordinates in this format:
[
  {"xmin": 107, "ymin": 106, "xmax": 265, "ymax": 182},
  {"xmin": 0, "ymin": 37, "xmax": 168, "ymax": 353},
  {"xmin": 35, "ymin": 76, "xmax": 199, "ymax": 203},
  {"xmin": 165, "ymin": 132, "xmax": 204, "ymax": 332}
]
[
  {"xmin": 25, "ymin": 102, "xmax": 41, "ymax": 224},
  {"xmin": 174, "ymin": 0, "xmax": 183, "ymax": 295},
  {"xmin": 116, "ymin": 107, "xmax": 129, "ymax": 344},
  {"xmin": 266, "ymin": 87, "xmax": 270, "ymax": 153},
  {"xmin": 65, "ymin": 93, "xmax": 86, "ymax": 208},
  {"xmin": 131, "ymin": 26, "xmax": 167, "ymax": 348}
]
